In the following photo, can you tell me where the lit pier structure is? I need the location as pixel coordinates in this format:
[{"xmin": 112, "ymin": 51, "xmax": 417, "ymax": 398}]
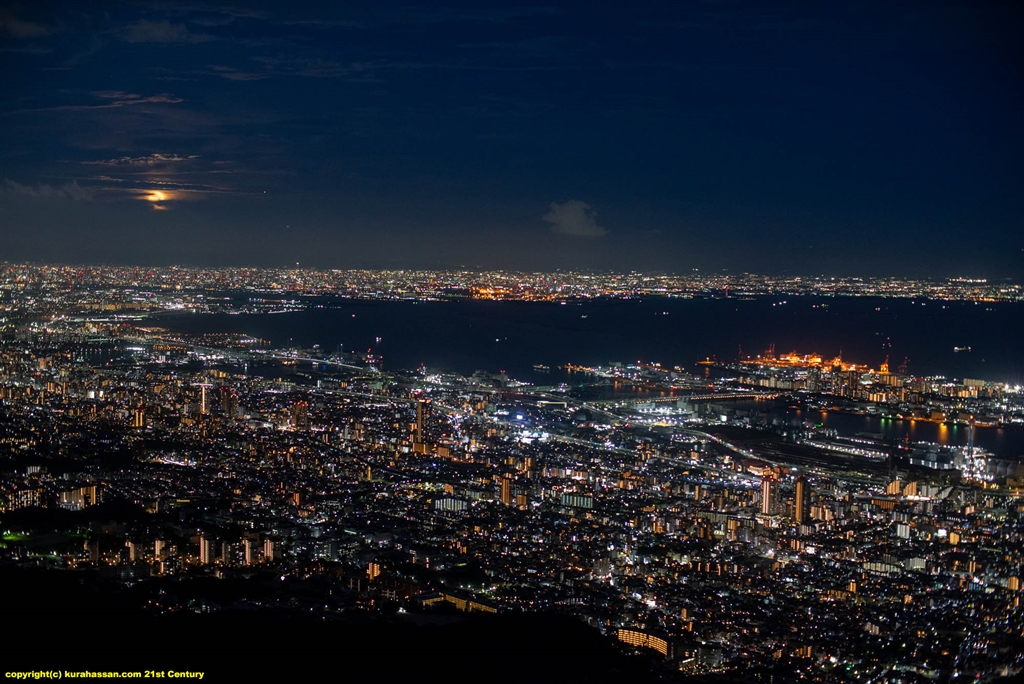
[{"xmin": 739, "ymin": 348, "xmax": 870, "ymax": 373}]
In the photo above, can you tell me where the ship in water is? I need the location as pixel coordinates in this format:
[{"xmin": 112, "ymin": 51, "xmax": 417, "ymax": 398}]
[{"xmin": 533, "ymin": 364, "xmax": 551, "ymax": 372}]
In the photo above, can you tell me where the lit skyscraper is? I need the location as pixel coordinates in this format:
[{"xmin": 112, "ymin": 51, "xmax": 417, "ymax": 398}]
[
  {"xmin": 761, "ymin": 476, "xmax": 778, "ymax": 516},
  {"xmin": 795, "ymin": 476, "xmax": 808, "ymax": 525}
]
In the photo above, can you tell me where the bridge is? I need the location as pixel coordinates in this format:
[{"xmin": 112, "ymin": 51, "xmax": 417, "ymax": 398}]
[
  {"xmin": 595, "ymin": 392, "xmax": 779, "ymax": 408},
  {"xmin": 267, "ymin": 354, "xmax": 367, "ymax": 371}
]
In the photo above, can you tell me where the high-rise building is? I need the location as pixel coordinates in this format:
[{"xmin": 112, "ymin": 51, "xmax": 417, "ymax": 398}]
[
  {"xmin": 761, "ymin": 476, "xmax": 778, "ymax": 516},
  {"xmin": 415, "ymin": 398, "xmax": 430, "ymax": 444},
  {"xmin": 795, "ymin": 476, "xmax": 808, "ymax": 524},
  {"xmin": 500, "ymin": 476, "xmax": 513, "ymax": 506},
  {"xmin": 199, "ymin": 536, "xmax": 215, "ymax": 565},
  {"xmin": 291, "ymin": 401, "xmax": 308, "ymax": 429},
  {"xmin": 219, "ymin": 386, "xmax": 239, "ymax": 418},
  {"xmin": 59, "ymin": 485, "xmax": 99, "ymax": 510},
  {"xmin": 243, "ymin": 538, "xmax": 257, "ymax": 565}
]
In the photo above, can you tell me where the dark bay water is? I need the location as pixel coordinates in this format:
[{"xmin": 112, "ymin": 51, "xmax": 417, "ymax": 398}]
[
  {"xmin": 726, "ymin": 401, "xmax": 1023, "ymax": 459},
  {"xmin": 157, "ymin": 296, "xmax": 1023, "ymax": 383},
  {"xmin": 153, "ymin": 296, "xmax": 1023, "ymax": 459}
]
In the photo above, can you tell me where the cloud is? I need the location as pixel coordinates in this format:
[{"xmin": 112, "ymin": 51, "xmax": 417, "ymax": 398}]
[
  {"xmin": 126, "ymin": 186, "xmax": 228, "ymax": 210},
  {"xmin": 5, "ymin": 91, "xmax": 185, "ymax": 114},
  {"xmin": 203, "ymin": 56, "xmax": 378, "ymax": 81},
  {"xmin": 82, "ymin": 153, "xmax": 199, "ymax": 166},
  {"xmin": 92, "ymin": 90, "xmax": 137, "ymax": 99},
  {"xmin": 91, "ymin": 91, "xmax": 183, "ymax": 105},
  {"xmin": 2, "ymin": 179, "xmax": 94, "ymax": 201},
  {"xmin": 209, "ymin": 65, "xmax": 267, "ymax": 81},
  {"xmin": 87, "ymin": 92, "xmax": 185, "ymax": 107},
  {"xmin": 120, "ymin": 19, "xmax": 212, "ymax": 44},
  {"xmin": 0, "ymin": 9, "xmax": 51, "ymax": 38},
  {"xmin": 3, "ymin": 177, "xmax": 225, "ymax": 211},
  {"xmin": 543, "ymin": 200, "xmax": 607, "ymax": 237},
  {"xmin": 135, "ymin": 189, "xmax": 179, "ymax": 210},
  {"xmin": 253, "ymin": 55, "xmax": 379, "ymax": 79}
]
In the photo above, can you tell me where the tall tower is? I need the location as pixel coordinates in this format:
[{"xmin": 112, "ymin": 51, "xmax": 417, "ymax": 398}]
[
  {"xmin": 416, "ymin": 399, "xmax": 425, "ymax": 444},
  {"xmin": 761, "ymin": 476, "xmax": 778, "ymax": 516},
  {"xmin": 501, "ymin": 476, "xmax": 513, "ymax": 506},
  {"xmin": 413, "ymin": 398, "xmax": 433, "ymax": 448},
  {"xmin": 217, "ymin": 386, "xmax": 241, "ymax": 419},
  {"xmin": 967, "ymin": 415, "xmax": 979, "ymax": 482},
  {"xmin": 795, "ymin": 476, "xmax": 808, "ymax": 525}
]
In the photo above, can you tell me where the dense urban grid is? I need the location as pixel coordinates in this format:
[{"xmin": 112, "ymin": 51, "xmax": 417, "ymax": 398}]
[
  {"xmin": 1, "ymin": 263, "xmax": 1020, "ymax": 306},
  {"xmin": 2, "ymin": 263, "xmax": 1022, "ymax": 682}
]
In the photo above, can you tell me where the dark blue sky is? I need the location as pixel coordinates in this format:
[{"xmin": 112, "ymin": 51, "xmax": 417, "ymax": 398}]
[{"xmin": 1, "ymin": 1, "xmax": 1021, "ymax": 277}]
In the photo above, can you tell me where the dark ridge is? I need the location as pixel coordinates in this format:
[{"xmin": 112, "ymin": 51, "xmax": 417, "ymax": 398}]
[{"xmin": 3, "ymin": 567, "xmax": 667, "ymax": 683}]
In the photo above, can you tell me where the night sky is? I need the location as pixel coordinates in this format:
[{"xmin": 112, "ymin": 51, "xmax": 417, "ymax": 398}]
[{"xmin": 1, "ymin": 1, "xmax": 1021, "ymax": 277}]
